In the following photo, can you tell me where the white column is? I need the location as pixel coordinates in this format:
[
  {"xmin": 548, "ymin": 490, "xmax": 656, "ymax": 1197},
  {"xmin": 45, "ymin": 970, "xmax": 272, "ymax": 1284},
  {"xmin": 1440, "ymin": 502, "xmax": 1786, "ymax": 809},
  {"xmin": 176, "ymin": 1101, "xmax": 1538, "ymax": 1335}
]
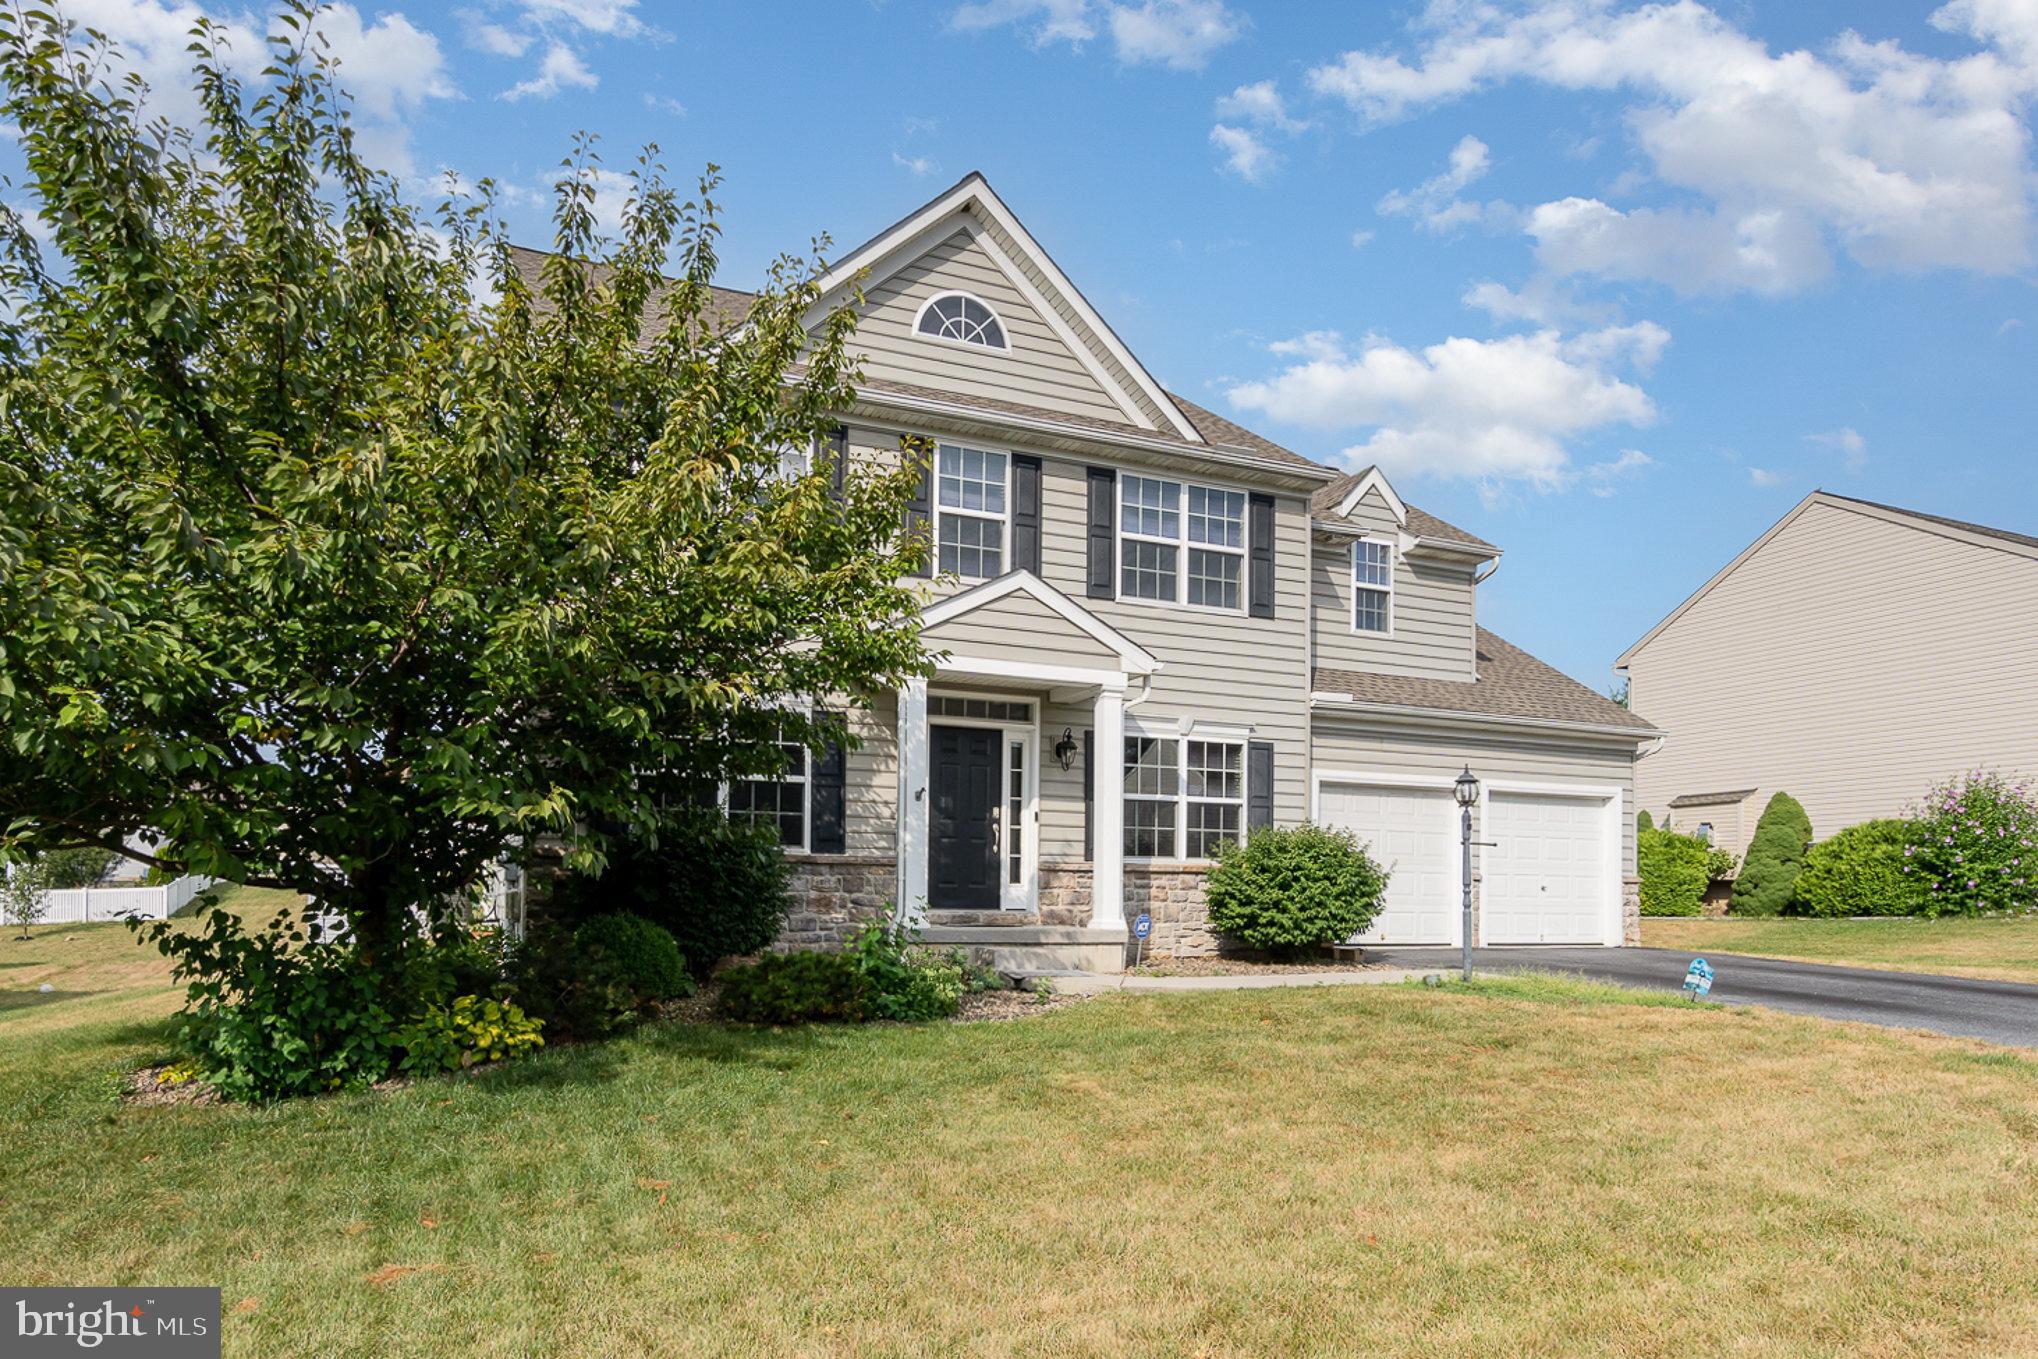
[
  {"xmin": 1089, "ymin": 682, "xmax": 1126, "ymax": 931},
  {"xmin": 895, "ymin": 678, "xmax": 930, "ymax": 928}
]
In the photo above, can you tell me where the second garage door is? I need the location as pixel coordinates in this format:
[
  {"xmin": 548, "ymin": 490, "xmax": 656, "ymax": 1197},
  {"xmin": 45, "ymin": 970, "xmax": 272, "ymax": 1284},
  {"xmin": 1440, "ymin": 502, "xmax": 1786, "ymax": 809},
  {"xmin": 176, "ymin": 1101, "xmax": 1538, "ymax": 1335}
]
[
  {"xmin": 1482, "ymin": 791, "xmax": 1611, "ymax": 944},
  {"xmin": 1317, "ymin": 782, "xmax": 1457, "ymax": 944}
]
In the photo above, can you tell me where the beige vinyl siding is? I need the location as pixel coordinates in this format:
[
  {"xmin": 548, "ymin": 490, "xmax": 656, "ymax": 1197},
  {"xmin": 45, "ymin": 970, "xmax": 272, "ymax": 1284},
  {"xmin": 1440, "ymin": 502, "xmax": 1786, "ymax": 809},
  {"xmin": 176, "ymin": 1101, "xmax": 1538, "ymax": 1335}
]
[
  {"xmin": 922, "ymin": 590, "xmax": 1122, "ymax": 668},
  {"xmin": 1037, "ymin": 458, "xmax": 1314, "ymax": 856},
  {"xmin": 1311, "ymin": 718, "xmax": 1640, "ymax": 876},
  {"xmin": 1311, "ymin": 491, "xmax": 1478, "ymax": 681},
  {"xmin": 843, "ymin": 692, "xmax": 899, "ymax": 858},
  {"xmin": 1625, "ymin": 499, "xmax": 2038, "ymax": 859},
  {"xmin": 969, "ymin": 209, "xmax": 1177, "ymax": 434},
  {"xmin": 854, "ymin": 229, "xmax": 1129, "ymax": 425}
]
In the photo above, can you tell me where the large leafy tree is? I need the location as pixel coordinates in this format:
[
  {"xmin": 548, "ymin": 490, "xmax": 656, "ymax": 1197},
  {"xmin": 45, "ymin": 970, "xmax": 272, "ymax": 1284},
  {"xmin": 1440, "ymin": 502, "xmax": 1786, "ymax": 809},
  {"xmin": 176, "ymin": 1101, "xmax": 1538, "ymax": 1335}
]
[{"xmin": 0, "ymin": 7, "xmax": 929, "ymax": 971}]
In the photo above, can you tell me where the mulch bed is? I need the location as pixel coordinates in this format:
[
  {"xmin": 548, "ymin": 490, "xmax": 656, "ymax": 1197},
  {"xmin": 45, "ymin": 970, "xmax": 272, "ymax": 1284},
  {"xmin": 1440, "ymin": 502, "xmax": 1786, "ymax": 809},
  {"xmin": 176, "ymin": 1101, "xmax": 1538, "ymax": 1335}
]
[
  {"xmin": 1130, "ymin": 952, "xmax": 1388, "ymax": 978},
  {"xmin": 662, "ymin": 979, "xmax": 1089, "ymax": 1026},
  {"xmin": 122, "ymin": 1065, "xmax": 222, "ymax": 1108}
]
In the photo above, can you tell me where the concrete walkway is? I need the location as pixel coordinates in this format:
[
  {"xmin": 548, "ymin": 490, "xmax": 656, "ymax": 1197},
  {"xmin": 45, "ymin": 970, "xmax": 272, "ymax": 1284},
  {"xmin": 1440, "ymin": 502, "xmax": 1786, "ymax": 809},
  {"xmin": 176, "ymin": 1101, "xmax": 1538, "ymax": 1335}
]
[{"xmin": 1055, "ymin": 967, "xmax": 1426, "ymax": 994}]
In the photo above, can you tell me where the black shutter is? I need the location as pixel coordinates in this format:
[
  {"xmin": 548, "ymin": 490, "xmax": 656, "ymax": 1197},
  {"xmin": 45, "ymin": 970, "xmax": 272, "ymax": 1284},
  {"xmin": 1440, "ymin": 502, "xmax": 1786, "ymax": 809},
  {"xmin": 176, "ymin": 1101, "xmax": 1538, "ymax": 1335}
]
[
  {"xmin": 1248, "ymin": 492, "xmax": 1276, "ymax": 619},
  {"xmin": 905, "ymin": 448, "xmax": 934, "ymax": 578},
  {"xmin": 1247, "ymin": 741, "xmax": 1275, "ymax": 833},
  {"xmin": 1012, "ymin": 454, "xmax": 1042, "ymax": 575},
  {"xmin": 825, "ymin": 425, "xmax": 848, "ymax": 500},
  {"xmin": 1086, "ymin": 466, "xmax": 1115, "ymax": 598},
  {"xmin": 1082, "ymin": 728, "xmax": 1095, "ymax": 860},
  {"xmin": 809, "ymin": 708, "xmax": 847, "ymax": 855}
]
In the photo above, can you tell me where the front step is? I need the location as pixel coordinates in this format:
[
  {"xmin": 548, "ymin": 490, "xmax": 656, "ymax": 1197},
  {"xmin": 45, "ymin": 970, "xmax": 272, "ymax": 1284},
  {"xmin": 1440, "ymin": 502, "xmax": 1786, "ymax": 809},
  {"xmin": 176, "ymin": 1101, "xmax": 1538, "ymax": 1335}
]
[{"xmin": 921, "ymin": 924, "xmax": 1126, "ymax": 975}]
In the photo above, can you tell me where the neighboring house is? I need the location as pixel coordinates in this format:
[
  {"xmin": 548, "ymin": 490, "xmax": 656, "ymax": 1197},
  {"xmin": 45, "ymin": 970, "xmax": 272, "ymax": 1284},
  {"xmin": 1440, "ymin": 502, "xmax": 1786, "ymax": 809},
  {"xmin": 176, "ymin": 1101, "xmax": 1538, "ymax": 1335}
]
[
  {"xmin": 515, "ymin": 173, "xmax": 1656, "ymax": 967},
  {"xmin": 1618, "ymin": 491, "xmax": 2038, "ymax": 863}
]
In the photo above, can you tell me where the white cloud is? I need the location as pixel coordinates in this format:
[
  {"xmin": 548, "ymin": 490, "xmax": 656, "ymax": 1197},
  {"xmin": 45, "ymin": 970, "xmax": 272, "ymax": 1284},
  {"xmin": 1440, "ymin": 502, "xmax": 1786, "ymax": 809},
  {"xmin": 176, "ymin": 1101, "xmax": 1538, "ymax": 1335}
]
[
  {"xmin": 1584, "ymin": 448, "xmax": 1654, "ymax": 497},
  {"xmin": 47, "ymin": 1, "xmax": 452, "ymax": 182},
  {"xmin": 1216, "ymin": 79, "xmax": 1308, "ymax": 132},
  {"xmin": 518, "ymin": 0, "xmax": 653, "ymax": 38},
  {"xmin": 1227, "ymin": 323, "xmax": 1666, "ymax": 491},
  {"xmin": 949, "ymin": 0, "xmax": 1241, "ymax": 69},
  {"xmin": 643, "ymin": 92, "xmax": 686, "ymax": 116},
  {"xmin": 1349, "ymin": 228, "xmax": 1375, "ymax": 249},
  {"xmin": 1749, "ymin": 467, "xmax": 1785, "ymax": 487},
  {"xmin": 1525, "ymin": 197, "xmax": 1833, "ymax": 295},
  {"xmin": 1109, "ymin": 0, "xmax": 1243, "ymax": 71},
  {"xmin": 1306, "ymin": 1, "xmax": 2038, "ymax": 291},
  {"xmin": 892, "ymin": 151, "xmax": 939, "ymax": 177},
  {"xmin": 1210, "ymin": 125, "xmax": 1277, "ymax": 184},
  {"xmin": 501, "ymin": 41, "xmax": 598, "ymax": 100},
  {"xmin": 1461, "ymin": 276, "xmax": 1612, "ymax": 329},
  {"xmin": 1807, "ymin": 426, "xmax": 1869, "ymax": 471},
  {"xmin": 2002, "ymin": 316, "xmax": 2026, "ymax": 333},
  {"xmin": 1377, "ymin": 133, "xmax": 1517, "ymax": 234},
  {"xmin": 462, "ymin": 11, "xmax": 533, "ymax": 57}
]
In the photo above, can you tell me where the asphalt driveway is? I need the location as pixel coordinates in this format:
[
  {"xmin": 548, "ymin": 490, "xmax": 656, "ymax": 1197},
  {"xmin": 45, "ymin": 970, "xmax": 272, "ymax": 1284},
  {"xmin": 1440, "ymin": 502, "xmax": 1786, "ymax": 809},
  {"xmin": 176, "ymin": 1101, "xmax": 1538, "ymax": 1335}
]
[{"xmin": 1363, "ymin": 945, "xmax": 2038, "ymax": 1048}]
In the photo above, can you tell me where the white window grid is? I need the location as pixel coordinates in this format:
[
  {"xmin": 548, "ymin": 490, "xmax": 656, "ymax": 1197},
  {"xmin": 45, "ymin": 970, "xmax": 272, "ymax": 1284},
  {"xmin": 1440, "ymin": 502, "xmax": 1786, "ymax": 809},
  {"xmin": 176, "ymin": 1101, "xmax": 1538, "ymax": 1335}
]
[
  {"xmin": 1123, "ymin": 736, "xmax": 1247, "ymax": 861},
  {"xmin": 1119, "ymin": 475, "xmax": 1246, "ymax": 611},
  {"xmin": 916, "ymin": 292, "xmax": 1009, "ymax": 351},
  {"xmin": 1354, "ymin": 539, "xmax": 1393, "ymax": 634},
  {"xmin": 936, "ymin": 443, "xmax": 1009, "ymax": 580},
  {"xmin": 728, "ymin": 741, "xmax": 809, "ymax": 851}
]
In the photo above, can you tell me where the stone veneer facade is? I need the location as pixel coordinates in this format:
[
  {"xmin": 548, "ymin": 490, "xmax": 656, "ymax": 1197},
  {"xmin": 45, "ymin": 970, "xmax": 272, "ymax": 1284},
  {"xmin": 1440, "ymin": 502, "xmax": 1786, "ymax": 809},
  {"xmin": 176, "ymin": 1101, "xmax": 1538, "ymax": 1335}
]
[{"xmin": 780, "ymin": 854, "xmax": 897, "ymax": 949}]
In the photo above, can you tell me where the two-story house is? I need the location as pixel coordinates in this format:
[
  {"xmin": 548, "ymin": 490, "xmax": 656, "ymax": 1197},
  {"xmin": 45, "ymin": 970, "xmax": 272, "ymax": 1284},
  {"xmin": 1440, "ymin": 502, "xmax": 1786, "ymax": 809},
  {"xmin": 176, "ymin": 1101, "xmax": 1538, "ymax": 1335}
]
[{"xmin": 519, "ymin": 173, "xmax": 1656, "ymax": 969}]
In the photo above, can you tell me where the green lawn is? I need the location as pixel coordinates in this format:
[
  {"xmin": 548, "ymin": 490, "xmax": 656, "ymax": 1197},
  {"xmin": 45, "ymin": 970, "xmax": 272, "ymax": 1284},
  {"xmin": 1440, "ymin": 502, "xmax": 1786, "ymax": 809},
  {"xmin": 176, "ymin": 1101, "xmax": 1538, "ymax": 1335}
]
[
  {"xmin": 6, "ymin": 891, "xmax": 2038, "ymax": 1357},
  {"xmin": 1642, "ymin": 915, "xmax": 2038, "ymax": 983}
]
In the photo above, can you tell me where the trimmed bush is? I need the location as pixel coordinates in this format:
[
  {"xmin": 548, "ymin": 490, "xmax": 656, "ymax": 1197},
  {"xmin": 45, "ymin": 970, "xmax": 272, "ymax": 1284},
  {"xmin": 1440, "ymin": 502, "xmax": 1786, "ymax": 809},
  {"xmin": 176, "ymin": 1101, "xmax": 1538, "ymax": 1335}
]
[
  {"xmin": 574, "ymin": 913, "xmax": 691, "ymax": 1003},
  {"xmin": 1796, "ymin": 820, "xmax": 1922, "ymax": 918},
  {"xmin": 719, "ymin": 950, "xmax": 869, "ymax": 1024},
  {"xmin": 548, "ymin": 810, "xmax": 793, "ymax": 978},
  {"xmin": 1731, "ymin": 792, "xmax": 1813, "ymax": 917},
  {"xmin": 1205, "ymin": 824, "xmax": 1389, "ymax": 955},
  {"xmin": 1901, "ymin": 770, "xmax": 2038, "ymax": 917},
  {"xmin": 1638, "ymin": 827, "xmax": 1710, "ymax": 916}
]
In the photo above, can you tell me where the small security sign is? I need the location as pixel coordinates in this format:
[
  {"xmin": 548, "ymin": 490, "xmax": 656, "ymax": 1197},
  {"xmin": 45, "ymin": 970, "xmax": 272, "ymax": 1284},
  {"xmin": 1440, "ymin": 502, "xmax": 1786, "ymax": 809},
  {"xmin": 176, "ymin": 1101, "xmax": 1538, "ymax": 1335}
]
[
  {"xmin": 1682, "ymin": 957, "xmax": 1714, "ymax": 1000},
  {"xmin": 1132, "ymin": 913, "xmax": 1152, "ymax": 940}
]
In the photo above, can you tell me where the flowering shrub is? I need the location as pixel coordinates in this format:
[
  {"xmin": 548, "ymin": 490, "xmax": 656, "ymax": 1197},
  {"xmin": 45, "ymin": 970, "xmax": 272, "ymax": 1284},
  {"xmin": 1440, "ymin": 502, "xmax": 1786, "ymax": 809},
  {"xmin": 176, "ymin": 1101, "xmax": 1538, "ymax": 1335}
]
[{"xmin": 1901, "ymin": 770, "xmax": 2038, "ymax": 918}]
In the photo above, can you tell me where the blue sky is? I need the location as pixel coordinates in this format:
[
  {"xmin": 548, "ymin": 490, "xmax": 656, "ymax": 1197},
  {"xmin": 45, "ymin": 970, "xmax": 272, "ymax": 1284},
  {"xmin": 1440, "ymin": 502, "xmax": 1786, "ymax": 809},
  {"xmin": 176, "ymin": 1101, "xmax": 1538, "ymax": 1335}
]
[{"xmin": 20, "ymin": 0, "xmax": 2038, "ymax": 692}]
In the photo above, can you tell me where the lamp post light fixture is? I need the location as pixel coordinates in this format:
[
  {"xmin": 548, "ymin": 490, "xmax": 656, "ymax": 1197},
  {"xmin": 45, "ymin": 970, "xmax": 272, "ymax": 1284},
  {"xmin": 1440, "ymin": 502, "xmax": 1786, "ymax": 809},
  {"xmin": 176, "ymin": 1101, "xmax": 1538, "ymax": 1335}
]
[{"xmin": 1452, "ymin": 765, "xmax": 1480, "ymax": 982}]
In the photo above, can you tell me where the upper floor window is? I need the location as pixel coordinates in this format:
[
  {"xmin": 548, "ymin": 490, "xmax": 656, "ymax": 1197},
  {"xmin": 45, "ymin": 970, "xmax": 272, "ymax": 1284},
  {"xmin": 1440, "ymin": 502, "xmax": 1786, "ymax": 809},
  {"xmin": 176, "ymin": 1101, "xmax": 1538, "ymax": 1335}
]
[
  {"xmin": 1353, "ymin": 539, "xmax": 1393, "ymax": 634},
  {"xmin": 936, "ymin": 443, "xmax": 1007, "ymax": 579},
  {"xmin": 1120, "ymin": 475, "xmax": 1246, "ymax": 611},
  {"xmin": 915, "ymin": 292, "xmax": 1009, "ymax": 351}
]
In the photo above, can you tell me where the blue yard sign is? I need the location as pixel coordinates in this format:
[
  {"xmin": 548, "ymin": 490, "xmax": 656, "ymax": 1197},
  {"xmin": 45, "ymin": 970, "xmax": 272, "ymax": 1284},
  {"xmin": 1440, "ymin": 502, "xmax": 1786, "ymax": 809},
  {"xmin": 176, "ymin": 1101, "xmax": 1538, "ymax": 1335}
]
[
  {"xmin": 1132, "ymin": 913, "xmax": 1152, "ymax": 940},
  {"xmin": 1682, "ymin": 957, "xmax": 1714, "ymax": 1000}
]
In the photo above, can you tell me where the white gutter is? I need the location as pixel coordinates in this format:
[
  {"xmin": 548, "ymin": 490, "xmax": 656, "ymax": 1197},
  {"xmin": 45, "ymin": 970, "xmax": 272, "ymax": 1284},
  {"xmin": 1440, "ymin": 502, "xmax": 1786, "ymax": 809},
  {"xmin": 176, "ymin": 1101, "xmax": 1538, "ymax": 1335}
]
[
  {"xmin": 850, "ymin": 388, "xmax": 1338, "ymax": 488},
  {"xmin": 1309, "ymin": 695, "xmax": 1661, "ymax": 742}
]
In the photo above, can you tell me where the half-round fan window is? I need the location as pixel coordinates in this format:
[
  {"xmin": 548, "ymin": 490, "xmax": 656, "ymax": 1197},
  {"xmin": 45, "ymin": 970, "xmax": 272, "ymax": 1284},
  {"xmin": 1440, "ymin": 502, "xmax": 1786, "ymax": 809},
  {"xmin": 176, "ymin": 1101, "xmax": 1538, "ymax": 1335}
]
[{"xmin": 915, "ymin": 292, "xmax": 1009, "ymax": 350}]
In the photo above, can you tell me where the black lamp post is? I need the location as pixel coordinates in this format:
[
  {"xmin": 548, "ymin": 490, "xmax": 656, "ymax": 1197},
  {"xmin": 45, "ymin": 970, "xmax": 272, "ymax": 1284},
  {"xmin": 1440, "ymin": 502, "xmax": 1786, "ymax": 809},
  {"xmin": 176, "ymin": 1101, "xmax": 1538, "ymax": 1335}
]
[{"xmin": 1453, "ymin": 765, "xmax": 1480, "ymax": 982}]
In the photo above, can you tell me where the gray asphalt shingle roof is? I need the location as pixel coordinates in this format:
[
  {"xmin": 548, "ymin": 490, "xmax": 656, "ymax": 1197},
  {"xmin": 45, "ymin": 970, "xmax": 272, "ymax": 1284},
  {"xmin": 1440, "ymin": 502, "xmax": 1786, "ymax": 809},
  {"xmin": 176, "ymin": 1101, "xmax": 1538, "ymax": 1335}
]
[{"xmin": 1315, "ymin": 628, "xmax": 1657, "ymax": 733}]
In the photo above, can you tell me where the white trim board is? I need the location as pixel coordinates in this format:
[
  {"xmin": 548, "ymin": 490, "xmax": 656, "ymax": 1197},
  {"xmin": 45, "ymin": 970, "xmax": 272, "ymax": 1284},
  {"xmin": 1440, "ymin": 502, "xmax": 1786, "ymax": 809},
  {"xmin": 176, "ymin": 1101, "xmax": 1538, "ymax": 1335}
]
[
  {"xmin": 1334, "ymin": 466, "xmax": 1408, "ymax": 524},
  {"xmin": 921, "ymin": 569, "xmax": 1161, "ymax": 675},
  {"xmin": 804, "ymin": 173, "xmax": 1199, "ymax": 442}
]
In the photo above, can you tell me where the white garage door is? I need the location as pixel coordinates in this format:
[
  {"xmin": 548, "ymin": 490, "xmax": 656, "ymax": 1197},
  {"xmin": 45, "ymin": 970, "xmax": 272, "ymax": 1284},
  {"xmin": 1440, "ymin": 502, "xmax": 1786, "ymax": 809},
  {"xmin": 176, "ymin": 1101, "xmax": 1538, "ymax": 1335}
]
[
  {"xmin": 1317, "ymin": 782, "xmax": 1457, "ymax": 944},
  {"xmin": 1483, "ymin": 792, "xmax": 1611, "ymax": 944}
]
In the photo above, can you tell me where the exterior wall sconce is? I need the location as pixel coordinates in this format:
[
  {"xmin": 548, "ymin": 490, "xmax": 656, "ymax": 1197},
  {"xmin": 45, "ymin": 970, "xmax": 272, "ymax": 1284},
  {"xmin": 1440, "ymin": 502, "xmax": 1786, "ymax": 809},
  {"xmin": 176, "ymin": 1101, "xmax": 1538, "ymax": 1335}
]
[{"xmin": 1054, "ymin": 727, "xmax": 1079, "ymax": 772}]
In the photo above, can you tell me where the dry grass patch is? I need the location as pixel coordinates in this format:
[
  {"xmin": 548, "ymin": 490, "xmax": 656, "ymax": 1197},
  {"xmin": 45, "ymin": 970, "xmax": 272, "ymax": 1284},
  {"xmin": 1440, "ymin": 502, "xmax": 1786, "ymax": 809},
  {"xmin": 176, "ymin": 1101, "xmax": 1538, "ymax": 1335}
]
[
  {"xmin": 4, "ymin": 895, "xmax": 2038, "ymax": 1356},
  {"xmin": 1643, "ymin": 915, "xmax": 2038, "ymax": 983}
]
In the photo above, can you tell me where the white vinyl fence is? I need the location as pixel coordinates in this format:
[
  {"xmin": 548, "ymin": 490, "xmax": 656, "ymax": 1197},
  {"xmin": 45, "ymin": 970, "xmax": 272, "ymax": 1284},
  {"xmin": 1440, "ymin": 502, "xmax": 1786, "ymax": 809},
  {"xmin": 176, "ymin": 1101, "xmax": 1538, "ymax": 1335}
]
[{"xmin": 40, "ymin": 874, "xmax": 218, "ymax": 925}]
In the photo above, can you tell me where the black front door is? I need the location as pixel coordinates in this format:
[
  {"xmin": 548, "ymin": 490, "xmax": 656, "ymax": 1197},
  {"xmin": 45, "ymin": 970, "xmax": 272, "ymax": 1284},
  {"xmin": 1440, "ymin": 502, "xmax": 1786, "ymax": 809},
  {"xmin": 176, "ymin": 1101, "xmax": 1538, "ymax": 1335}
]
[{"xmin": 930, "ymin": 724, "xmax": 1001, "ymax": 909}]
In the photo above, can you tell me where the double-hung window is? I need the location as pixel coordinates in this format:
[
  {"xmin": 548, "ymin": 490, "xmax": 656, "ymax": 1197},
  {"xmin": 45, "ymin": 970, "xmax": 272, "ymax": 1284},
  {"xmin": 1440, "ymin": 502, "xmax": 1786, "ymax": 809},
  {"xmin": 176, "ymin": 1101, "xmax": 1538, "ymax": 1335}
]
[
  {"xmin": 1123, "ymin": 736, "xmax": 1247, "ymax": 860},
  {"xmin": 1119, "ymin": 475, "xmax": 1245, "ymax": 610},
  {"xmin": 936, "ymin": 443, "xmax": 1007, "ymax": 580},
  {"xmin": 729, "ymin": 741, "xmax": 808, "ymax": 850},
  {"xmin": 1354, "ymin": 539, "xmax": 1393, "ymax": 634}
]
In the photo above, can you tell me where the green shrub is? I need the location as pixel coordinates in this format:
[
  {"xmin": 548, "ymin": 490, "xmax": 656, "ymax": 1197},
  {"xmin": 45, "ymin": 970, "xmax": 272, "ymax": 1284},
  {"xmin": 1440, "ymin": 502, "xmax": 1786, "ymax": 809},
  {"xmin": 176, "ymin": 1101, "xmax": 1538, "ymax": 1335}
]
[
  {"xmin": 38, "ymin": 846, "xmax": 117, "ymax": 889},
  {"xmin": 1796, "ymin": 820, "xmax": 1923, "ymax": 917},
  {"xmin": 135, "ymin": 905, "xmax": 399, "ymax": 1102},
  {"xmin": 548, "ymin": 810, "xmax": 793, "ymax": 979},
  {"xmin": 1205, "ymin": 824, "xmax": 1389, "ymax": 955},
  {"xmin": 574, "ymin": 913, "xmax": 691, "ymax": 1003},
  {"xmin": 1901, "ymin": 770, "xmax": 2038, "ymax": 917},
  {"xmin": 847, "ymin": 923, "xmax": 965, "ymax": 1021},
  {"xmin": 718, "ymin": 949, "xmax": 869, "ymax": 1024},
  {"xmin": 1636, "ymin": 809, "xmax": 1654, "ymax": 834},
  {"xmin": 395, "ymin": 994, "xmax": 545, "ymax": 1073},
  {"xmin": 1638, "ymin": 827, "xmax": 1710, "ymax": 916},
  {"xmin": 1731, "ymin": 792, "xmax": 1813, "ymax": 917}
]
